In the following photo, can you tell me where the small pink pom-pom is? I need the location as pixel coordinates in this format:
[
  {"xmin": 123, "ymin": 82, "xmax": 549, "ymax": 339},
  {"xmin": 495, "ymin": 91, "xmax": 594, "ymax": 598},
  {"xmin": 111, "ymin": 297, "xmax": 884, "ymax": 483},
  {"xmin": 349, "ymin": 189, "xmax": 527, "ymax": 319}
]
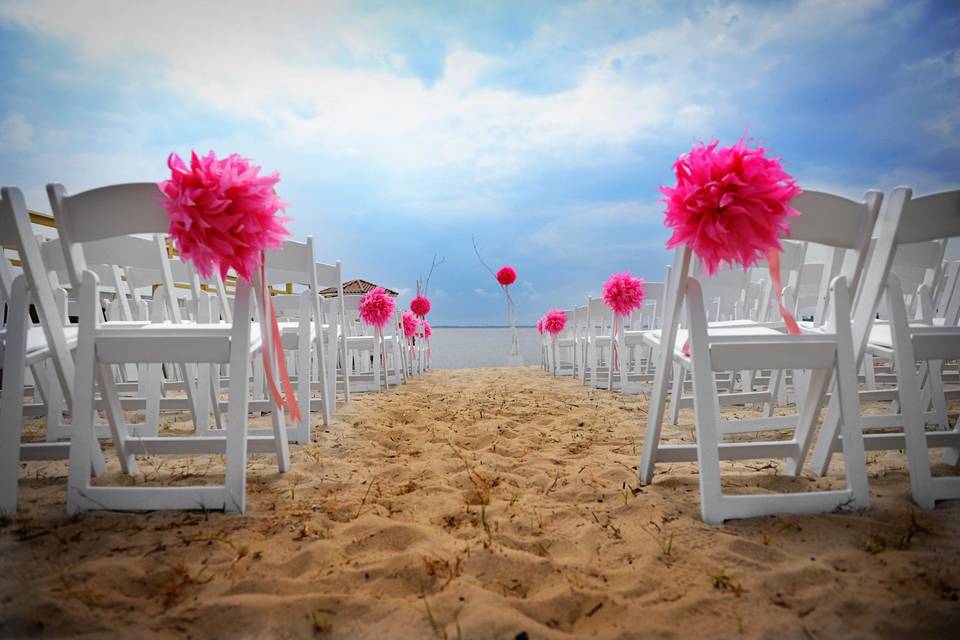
[
  {"xmin": 402, "ymin": 311, "xmax": 418, "ymax": 338},
  {"xmin": 410, "ymin": 294, "xmax": 431, "ymax": 317},
  {"xmin": 421, "ymin": 320, "xmax": 432, "ymax": 338},
  {"xmin": 159, "ymin": 150, "xmax": 291, "ymax": 282},
  {"xmin": 359, "ymin": 287, "xmax": 395, "ymax": 329},
  {"xmin": 537, "ymin": 318, "xmax": 544, "ymax": 335},
  {"xmin": 543, "ymin": 309, "xmax": 567, "ymax": 335},
  {"xmin": 602, "ymin": 272, "xmax": 645, "ymax": 316},
  {"xmin": 661, "ymin": 138, "xmax": 801, "ymax": 276},
  {"xmin": 496, "ymin": 266, "xmax": 517, "ymax": 286}
]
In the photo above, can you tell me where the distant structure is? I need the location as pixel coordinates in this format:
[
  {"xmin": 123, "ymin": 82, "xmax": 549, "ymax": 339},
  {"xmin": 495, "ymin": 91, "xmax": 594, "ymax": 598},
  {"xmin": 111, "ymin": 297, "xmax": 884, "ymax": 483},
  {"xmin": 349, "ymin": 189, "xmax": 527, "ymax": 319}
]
[{"xmin": 319, "ymin": 279, "xmax": 398, "ymax": 298}]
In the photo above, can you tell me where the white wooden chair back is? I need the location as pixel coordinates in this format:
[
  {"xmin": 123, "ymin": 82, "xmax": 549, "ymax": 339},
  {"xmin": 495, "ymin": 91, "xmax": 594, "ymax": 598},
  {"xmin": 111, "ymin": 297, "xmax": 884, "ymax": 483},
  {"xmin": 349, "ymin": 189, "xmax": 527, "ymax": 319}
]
[
  {"xmin": 641, "ymin": 189, "xmax": 883, "ymax": 487},
  {"xmin": 47, "ymin": 181, "xmax": 277, "ymax": 514}
]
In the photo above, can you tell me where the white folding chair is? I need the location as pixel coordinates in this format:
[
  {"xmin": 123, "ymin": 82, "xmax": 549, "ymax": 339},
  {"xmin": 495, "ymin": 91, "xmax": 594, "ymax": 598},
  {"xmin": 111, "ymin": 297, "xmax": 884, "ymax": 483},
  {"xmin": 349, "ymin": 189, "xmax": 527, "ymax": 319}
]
[
  {"xmin": 811, "ymin": 188, "xmax": 960, "ymax": 509},
  {"xmin": 639, "ymin": 189, "xmax": 883, "ymax": 523},
  {"xmin": 316, "ymin": 261, "xmax": 350, "ymax": 404},
  {"xmin": 260, "ymin": 237, "xmax": 331, "ymax": 442},
  {"xmin": 0, "ymin": 187, "xmax": 105, "ymax": 513},
  {"xmin": 48, "ymin": 182, "xmax": 289, "ymax": 514}
]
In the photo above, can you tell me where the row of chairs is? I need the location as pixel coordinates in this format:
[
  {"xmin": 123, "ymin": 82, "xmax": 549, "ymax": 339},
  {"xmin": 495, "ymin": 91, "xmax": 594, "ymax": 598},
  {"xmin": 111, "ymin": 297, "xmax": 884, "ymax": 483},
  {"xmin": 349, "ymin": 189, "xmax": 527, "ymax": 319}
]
[
  {"xmin": 539, "ymin": 188, "xmax": 960, "ymax": 523},
  {"xmin": 0, "ymin": 182, "xmax": 428, "ymax": 515}
]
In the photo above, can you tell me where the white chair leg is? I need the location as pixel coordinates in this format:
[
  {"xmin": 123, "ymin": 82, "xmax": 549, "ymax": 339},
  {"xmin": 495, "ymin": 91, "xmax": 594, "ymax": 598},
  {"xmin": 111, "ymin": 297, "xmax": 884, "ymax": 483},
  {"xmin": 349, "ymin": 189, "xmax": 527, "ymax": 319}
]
[
  {"xmin": 668, "ymin": 364, "xmax": 684, "ymax": 425},
  {"xmin": 0, "ymin": 278, "xmax": 30, "ymax": 513},
  {"xmin": 224, "ymin": 283, "xmax": 254, "ymax": 514},
  {"xmin": 68, "ymin": 273, "xmax": 112, "ymax": 514},
  {"xmin": 296, "ymin": 325, "xmax": 312, "ymax": 442}
]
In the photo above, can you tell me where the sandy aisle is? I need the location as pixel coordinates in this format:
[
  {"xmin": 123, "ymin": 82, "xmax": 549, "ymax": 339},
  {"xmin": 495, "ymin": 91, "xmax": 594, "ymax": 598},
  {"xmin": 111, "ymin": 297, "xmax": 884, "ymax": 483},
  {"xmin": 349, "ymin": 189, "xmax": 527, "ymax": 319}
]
[{"xmin": 2, "ymin": 367, "xmax": 959, "ymax": 639}]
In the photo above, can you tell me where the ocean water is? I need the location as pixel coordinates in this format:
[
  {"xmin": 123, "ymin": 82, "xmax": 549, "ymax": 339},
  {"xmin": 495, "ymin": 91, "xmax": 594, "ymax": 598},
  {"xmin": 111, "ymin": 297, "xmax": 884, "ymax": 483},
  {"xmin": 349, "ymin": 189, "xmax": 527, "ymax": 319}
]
[{"xmin": 427, "ymin": 327, "xmax": 541, "ymax": 369}]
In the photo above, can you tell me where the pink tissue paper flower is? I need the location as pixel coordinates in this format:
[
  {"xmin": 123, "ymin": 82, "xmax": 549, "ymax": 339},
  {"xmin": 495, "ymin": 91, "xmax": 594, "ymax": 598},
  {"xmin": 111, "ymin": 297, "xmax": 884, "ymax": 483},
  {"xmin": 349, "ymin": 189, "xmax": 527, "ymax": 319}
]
[
  {"xmin": 359, "ymin": 287, "xmax": 395, "ymax": 329},
  {"xmin": 661, "ymin": 138, "xmax": 801, "ymax": 275},
  {"xmin": 159, "ymin": 150, "xmax": 291, "ymax": 281},
  {"xmin": 537, "ymin": 318, "xmax": 544, "ymax": 335},
  {"xmin": 421, "ymin": 320, "xmax": 432, "ymax": 338},
  {"xmin": 602, "ymin": 272, "xmax": 645, "ymax": 316},
  {"xmin": 543, "ymin": 309, "xmax": 567, "ymax": 335},
  {"xmin": 410, "ymin": 294, "xmax": 431, "ymax": 317},
  {"xmin": 496, "ymin": 266, "xmax": 517, "ymax": 287},
  {"xmin": 402, "ymin": 311, "xmax": 418, "ymax": 338}
]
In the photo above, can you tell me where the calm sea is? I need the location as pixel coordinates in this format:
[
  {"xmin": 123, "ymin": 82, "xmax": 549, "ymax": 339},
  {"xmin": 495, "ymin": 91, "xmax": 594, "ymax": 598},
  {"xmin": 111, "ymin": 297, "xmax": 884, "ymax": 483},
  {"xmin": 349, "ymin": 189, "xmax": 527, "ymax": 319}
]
[{"xmin": 427, "ymin": 327, "xmax": 541, "ymax": 369}]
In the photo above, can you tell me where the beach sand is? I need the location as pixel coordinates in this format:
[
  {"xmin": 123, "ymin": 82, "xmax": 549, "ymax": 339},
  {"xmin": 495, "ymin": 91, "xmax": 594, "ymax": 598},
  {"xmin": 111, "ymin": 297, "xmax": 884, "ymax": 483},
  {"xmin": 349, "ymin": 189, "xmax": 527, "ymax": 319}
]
[{"xmin": 3, "ymin": 367, "xmax": 959, "ymax": 639}]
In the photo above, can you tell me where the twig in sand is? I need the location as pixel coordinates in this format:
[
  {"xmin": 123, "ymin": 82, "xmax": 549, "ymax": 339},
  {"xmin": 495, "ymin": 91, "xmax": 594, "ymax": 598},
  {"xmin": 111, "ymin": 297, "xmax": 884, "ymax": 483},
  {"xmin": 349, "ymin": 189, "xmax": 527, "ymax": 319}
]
[
  {"xmin": 355, "ymin": 476, "xmax": 379, "ymax": 519},
  {"xmin": 641, "ymin": 523, "xmax": 674, "ymax": 558}
]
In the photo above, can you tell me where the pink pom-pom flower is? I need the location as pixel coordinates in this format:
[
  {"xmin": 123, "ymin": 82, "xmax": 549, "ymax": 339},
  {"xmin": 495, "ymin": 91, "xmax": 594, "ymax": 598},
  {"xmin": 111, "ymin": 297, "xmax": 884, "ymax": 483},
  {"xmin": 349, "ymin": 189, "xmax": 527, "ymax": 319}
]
[
  {"xmin": 402, "ymin": 311, "xmax": 418, "ymax": 338},
  {"xmin": 543, "ymin": 309, "xmax": 567, "ymax": 335},
  {"xmin": 421, "ymin": 320, "xmax": 432, "ymax": 339},
  {"xmin": 537, "ymin": 318, "xmax": 544, "ymax": 335},
  {"xmin": 410, "ymin": 294, "xmax": 431, "ymax": 317},
  {"xmin": 496, "ymin": 266, "xmax": 517, "ymax": 287},
  {"xmin": 661, "ymin": 139, "xmax": 801, "ymax": 276},
  {"xmin": 359, "ymin": 287, "xmax": 395, "ymax": 329},
  {"xmin": 159, "ymin": 150, "xmax": 291, "ymax": 281},
  {"xmin": 602, "ymin": 272, "xmax": 645, "ymax": 316}
]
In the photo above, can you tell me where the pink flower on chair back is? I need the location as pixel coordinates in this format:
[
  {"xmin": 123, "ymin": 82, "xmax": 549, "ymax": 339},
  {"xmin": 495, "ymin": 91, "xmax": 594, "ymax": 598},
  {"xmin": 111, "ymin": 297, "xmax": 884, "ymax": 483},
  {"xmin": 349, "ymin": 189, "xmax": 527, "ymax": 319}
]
[
  {"xmin": 661, "ymin": 139, "xmax": 801, "ymax": 275},
  {"xmin": 537, "ymin": 318, "xmax": 544, "ymax": 335},
  {"xmin": 496, "ymin": 266, "xmax": 517, "ymax": 287},
  {"xmin": 421, "ymin": 320, "xmax": 432, "ymax": 338},
  {"xmin": 359, "ymin": 287, "xmax": 395, "ymax": 329},
  {"xmin": 543, "ymin": 308, "xmax": 567, "ymax": 336},
  {"xmin": 602, "ymin": 272, "xmax": 645, "ymax": 316},
  {"xmin": 402, "ymin": 311, "xmax": 418, "ymax": 338},
  {"xmin": 159, "ymin": 150, "xmax": 291, "ymax": 281},
  {"xmin": 410, "ymin": 294, "xmax": 431, "ymax": 317}
]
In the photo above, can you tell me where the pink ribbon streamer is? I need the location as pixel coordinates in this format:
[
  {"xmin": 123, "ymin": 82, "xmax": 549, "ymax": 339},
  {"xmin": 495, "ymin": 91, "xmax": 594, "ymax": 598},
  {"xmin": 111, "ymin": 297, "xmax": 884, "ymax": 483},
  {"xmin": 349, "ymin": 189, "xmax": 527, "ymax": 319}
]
[
  {"xmin": 613, "ymin": 314, "xmax": 620, "ymax": 372},
  {"xmin": 258, "ymin": 256, "xmax": 300, "ymax": 423},
  {"xmin": 767, "ymin": 249, "xmax": 801, "ymax": 334}
]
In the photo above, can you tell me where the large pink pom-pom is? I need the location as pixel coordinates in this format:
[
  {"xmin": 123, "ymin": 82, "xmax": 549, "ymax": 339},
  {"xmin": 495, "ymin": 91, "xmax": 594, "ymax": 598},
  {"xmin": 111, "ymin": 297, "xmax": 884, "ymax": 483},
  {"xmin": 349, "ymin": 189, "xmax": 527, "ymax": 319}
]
[
  {"xmin": 543, "ymin": 309, "xmax": 567, "ymax": 335},
  {"xmin": 410, "ymin": 294, "xmax": 431, "ymax": 317},
  {"xmin": 496, "ymin": 266, "xmax": 517, "ymax": 286},
  {"xmin": 402, "ymin": 311, "xmax": 418, "ymax": 338},
  {"xmin": 359, "ymin": 287, "xmax": 395, "ymax": 329},
  {"xmin": 661, "ymin": 139, "xmax": 801, "ymax": 276},
  {"xmin": 602, "ymin": 272, "xmax": 645, "ymax": 316},
  {"xmin": 159, "ymin": 150, "xmax": 291, "ymax": 281}
]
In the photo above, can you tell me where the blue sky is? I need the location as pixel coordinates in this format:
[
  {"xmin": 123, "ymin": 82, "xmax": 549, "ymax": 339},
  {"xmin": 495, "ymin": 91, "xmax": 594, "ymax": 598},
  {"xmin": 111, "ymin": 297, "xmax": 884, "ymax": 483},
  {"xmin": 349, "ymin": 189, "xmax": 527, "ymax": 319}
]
[{"xmin": 1, "ymin": 0, "xmax": 957, "ymax": 325}]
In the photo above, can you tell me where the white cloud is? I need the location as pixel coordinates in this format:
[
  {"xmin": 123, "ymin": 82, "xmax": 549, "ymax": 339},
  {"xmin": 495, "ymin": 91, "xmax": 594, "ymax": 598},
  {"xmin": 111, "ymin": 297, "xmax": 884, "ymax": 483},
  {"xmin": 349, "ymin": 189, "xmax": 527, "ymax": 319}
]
[
  {"xmin": 0, "ymin": 113, "xmax": 33, "ymax": 151},
  {"xmin": 0, "ymin": 0, "xmax": 884, "ymax": 195},
  {"xmin": 530, "ymin": 199, "xmax": 666, "ymax": 257}
]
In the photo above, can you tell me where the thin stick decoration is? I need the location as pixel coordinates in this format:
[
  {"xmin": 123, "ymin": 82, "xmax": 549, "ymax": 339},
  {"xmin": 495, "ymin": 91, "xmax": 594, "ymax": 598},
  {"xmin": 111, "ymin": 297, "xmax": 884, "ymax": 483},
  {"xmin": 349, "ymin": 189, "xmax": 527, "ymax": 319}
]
[
  {"xmin": 416, "ymin": 253, "xmax": 444, "ymax": 296},
  {"xmin": 472, "ymin": 235, "xmax": 520, "ymax": 361}
]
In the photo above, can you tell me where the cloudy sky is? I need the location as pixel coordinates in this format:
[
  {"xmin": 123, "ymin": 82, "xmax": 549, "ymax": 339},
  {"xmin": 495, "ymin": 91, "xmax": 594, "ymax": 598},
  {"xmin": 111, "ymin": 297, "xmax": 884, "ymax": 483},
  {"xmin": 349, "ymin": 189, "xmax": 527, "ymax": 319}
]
[{"xmin": 1, "ymin": 0, "xmax": 957, "ymax": 324}]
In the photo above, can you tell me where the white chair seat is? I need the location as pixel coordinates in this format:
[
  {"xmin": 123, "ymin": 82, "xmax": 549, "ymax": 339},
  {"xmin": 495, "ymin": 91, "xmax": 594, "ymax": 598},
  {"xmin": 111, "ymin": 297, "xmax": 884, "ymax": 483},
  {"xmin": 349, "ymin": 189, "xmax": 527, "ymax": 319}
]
[
  {"xmin": 643, "ymin": 324, "xmax": 785, "ymax": 356},
  {"xmin": 25, "ymin": 327, "xmax": 78, "ymax": 362},
  {"xmin": 94, "ymin": 322, "xmax": 262, "ymax": 363},
  {"xmin": 866, "ymin": 321, "xmax": 943, "ymax": 351}
]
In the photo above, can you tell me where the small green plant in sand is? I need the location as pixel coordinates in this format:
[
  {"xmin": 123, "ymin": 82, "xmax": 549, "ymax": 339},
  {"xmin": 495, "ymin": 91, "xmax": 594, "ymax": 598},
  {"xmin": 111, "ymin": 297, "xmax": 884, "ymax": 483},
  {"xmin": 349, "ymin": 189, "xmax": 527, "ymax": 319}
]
[
  {"xmin": 480, "ymin": 505, "xmax": 494, "ymax": 546},
  {"xmin": 711, "ymin": 569, "xmax": 747, "ymax": 597},
  {"xmin": 895, "ymin": 510, "xmax": 930, "ymax": 549},
  {"xmin": 642, "ymin": 522, "xmax": 674, "ymax": 559},
  {"xmin": 864, "ymin": 511, "xmax": 930, "ymax": 554}
]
